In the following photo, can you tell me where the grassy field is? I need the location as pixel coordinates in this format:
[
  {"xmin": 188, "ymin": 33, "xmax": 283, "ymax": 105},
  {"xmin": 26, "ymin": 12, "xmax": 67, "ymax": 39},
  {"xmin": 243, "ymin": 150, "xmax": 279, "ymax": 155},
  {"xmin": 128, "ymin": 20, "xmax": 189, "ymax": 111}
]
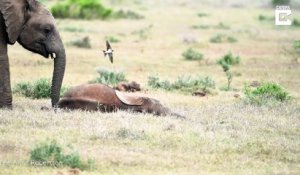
[{"xmin": 1, "ymin": 0, "xmax": 300, "ymax": 174}]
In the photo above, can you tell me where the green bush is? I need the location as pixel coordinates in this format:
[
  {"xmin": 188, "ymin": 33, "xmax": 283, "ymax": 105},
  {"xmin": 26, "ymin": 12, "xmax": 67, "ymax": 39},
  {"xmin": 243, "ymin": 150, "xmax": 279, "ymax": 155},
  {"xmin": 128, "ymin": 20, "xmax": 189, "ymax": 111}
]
[
  {"xmin": 197, "ymin": 12, "xmax": 209, "ymax": 17},
  {"xmin": 89, "ymin": 68, "xmax": 126, "ymax": 86},
  {"xmin": 217, "ymin": 52, "xmax": 240, "ymax": 67},
  {"xmin": 217, "ymin": 53, "xmax": 240, "ymax": 90},
  {"xmin": 105, "ymin": 36, "xmax": 120, "ymax": 43},
  {"xmin": 51, "ymin": 0, "xmax": 112, "ymax": 19},
  {"xmin": 244, "ymin": 82, "xmax": 292, "ymax": 105},
  {"xmin": 113, "ymin": 9, "xmax": 144, "ymax": 19},
  {"xmin": 272, "ymin": 0, "xmax": 290, "ymax": 6},
  {"xmin": 210, "ymin": 34, "xmax": 237, "ymax": 43},
  {"xmin": 13, "ymin": 78, "xmax": 68, "ymax": 99},
  {"xmin": 30, "ymin": 140, "xmax": 94, "ymax": 170},
  {"xmin": 215, "ymin": 22, "xmax": 230, "ymax": 30},
  {"xmin": 182, "ymin": 48, "xmax": 204, "ymax": 61},
  {"xmin": 68, "ymin": 36, "xmax": 91, "ymax": 49},
  {"xmin": 292, "ymin": 19, "xmax": 300, "ymax": 27},
  {"xmin": 148, "ymin": 75, "xmax": 215, "ymax": 93}
]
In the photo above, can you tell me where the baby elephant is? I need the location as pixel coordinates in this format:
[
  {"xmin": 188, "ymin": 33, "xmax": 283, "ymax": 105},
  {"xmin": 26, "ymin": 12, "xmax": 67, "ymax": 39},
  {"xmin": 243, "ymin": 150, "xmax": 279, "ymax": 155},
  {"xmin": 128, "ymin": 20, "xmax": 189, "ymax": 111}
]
[{"xmin": 57, "ymin": 84, "xmax": 185, "ymax": 118}]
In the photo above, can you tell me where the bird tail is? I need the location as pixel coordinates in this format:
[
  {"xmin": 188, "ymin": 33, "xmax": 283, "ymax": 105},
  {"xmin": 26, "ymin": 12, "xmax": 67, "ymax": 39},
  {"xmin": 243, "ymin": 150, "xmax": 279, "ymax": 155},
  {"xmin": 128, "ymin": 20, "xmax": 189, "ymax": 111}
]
[{"xmin": 103, "ymin": 51, "xmax": 107, "ymax": 57}]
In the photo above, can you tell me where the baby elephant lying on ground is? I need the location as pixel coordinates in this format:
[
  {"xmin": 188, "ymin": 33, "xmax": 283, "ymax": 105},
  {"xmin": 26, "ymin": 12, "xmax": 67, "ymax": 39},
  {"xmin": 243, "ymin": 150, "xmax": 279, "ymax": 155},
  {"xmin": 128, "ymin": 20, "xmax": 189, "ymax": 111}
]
[{"xmin": 57, "ymin": 84, "xmax": 185, "ymax": 118}]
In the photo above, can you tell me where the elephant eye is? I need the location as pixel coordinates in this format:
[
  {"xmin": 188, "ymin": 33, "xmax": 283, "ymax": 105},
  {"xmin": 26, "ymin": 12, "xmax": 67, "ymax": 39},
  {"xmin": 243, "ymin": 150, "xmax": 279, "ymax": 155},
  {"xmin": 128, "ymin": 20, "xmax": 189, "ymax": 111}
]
[{"xmin": 44, "ymin": 28, "xmax": 52, "ymax": 35}]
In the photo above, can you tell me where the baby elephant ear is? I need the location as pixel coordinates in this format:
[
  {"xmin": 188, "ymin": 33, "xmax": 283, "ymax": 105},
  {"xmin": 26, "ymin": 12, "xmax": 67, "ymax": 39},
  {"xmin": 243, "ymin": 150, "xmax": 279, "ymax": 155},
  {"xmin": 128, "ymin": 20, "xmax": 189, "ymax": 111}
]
[
  {"xmin": 0, "ymin": 0, "xmax": 26, "ymax": 44},
  {"xmin": 115, "ymin": 91, "xmax": 144, "ymax": 106}
]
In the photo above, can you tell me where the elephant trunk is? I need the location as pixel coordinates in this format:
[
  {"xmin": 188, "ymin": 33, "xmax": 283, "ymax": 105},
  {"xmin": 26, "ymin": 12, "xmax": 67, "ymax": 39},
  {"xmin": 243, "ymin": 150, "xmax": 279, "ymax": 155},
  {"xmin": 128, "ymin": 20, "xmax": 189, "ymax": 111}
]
[{"xmin": 51, "ymin": 41, "xmax": 66, "ymax": 107}]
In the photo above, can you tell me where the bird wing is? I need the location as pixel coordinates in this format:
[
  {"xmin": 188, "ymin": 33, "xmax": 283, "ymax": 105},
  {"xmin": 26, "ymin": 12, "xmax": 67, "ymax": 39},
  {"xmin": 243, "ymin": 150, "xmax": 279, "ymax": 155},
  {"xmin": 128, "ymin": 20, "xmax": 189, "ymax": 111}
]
[
  {"xmin": 106, "ymin": 40, "xmax": 112, "ymax": 50},
  {"xmin": 109, "ymin": 54, "xmax": 113, "ymax": 63}
]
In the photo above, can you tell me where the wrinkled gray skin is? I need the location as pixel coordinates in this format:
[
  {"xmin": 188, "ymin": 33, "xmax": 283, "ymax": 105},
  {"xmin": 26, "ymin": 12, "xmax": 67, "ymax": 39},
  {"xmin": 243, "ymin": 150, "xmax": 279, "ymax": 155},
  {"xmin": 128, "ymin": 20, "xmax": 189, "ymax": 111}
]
[{"xmin": 0, "ymin": 0, "xmax": 66, "ymax": 109}]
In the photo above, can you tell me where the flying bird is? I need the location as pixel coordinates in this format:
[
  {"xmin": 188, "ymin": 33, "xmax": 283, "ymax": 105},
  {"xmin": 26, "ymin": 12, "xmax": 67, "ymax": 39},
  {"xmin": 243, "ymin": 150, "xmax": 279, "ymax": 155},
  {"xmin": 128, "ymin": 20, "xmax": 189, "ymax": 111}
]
[{"xmin": 103, "ymin": 40, "xmax": 114, "ymax": 63}]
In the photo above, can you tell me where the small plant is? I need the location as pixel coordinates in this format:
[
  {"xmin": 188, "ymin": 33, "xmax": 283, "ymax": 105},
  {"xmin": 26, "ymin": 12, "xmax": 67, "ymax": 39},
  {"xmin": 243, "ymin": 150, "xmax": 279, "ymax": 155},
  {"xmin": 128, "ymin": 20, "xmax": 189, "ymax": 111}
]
[
  {"xmin": 272, "ymin": 0, "xmax": 290, "ymax": 6},
  {"xmin": 244, "ymin": 82, "xmax": 291, "ymax": 105},
  {"xmin": 197, "ymin": 12, "xmax": 209, "ymax": 17},
  {"xmin": 217, "ymin": 52, "xmax": 240, "ymax": 66},
  {"xmin": 148, "ymin": 75, "xmax": 215, "ymax": 93},
  {"xmin": 292, "ymin": 19, "xmax": 300, "ymax": 27},
  {"xmin": 62, "ymin": 26, "xmax": 85, "ymax": 33},
  {"xmin": 217, "ymin": 53, "xmax": 240, "ymax": 90},
  {"xmin": 214, "ymin": 22, "xmax": 230, "ymax": 30},
  {"xmin": 105, "ymin": 36, "xmax": 120, "ymax": 43},
  {"xmin": 258, "ymin": 14, "xmax": 274, "ymax": 21},
  {"xmin": 182, "ymin": 48, "xmax": 204, "ymax": 61},
  {"xmin": 210, "ymin": 34, "xmax": 237, "ymax": 43},
  {"xmin": 113, "ymin": 9, "xmax": 144, "ymax": 19},
  {"xmin": 30, "ymin": 140, "xmax": 94, "ymax": 170},
  {"xmin": 51, "ymin": 0, "xmax": 112, "ymax": 19},
  {"xmin": 191, "ymin": 25, "xmax": 210, "ymax": 29},
  {"xmin": 13, "ymin": 78, "xmax": 68, "ymax": 99},
  {"xmin": 68, "ymin": 36, "xmax": 91, "ymax": 49},
  {"xmin": 89, "ymin": 68, "xmax": 126, "ymax": 86}
]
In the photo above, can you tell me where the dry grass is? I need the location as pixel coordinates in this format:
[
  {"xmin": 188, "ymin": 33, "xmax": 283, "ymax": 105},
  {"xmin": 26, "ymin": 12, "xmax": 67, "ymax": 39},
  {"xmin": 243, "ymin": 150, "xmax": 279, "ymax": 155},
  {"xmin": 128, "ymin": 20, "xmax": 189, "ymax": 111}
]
[{"xmin": 1, "ymin": 0, "xmax": 300, "ymax": 174}]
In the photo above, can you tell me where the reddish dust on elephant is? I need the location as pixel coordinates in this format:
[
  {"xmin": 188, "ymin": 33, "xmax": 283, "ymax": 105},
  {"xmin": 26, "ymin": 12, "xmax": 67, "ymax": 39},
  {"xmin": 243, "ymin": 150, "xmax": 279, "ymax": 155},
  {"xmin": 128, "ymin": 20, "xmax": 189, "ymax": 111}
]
[{"xmin": 57, "ymin": 84, "xmax": 185, "ymax": 118}]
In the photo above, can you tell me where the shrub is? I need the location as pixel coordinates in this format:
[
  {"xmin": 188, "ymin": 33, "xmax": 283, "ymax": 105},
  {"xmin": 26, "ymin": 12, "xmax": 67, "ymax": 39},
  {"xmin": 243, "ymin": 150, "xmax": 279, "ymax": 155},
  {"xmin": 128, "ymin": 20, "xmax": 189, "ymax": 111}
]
[
  {"xmin": 214, "ymin": 22, "xmax": 230, "ymax": 30},
  {"xmin": 197, "ymin": 12, "xmax": 209, "ymax": 17},
  {"xmin": 148, "ymin": 75, "xmax": 215, "ymax": 93},
  {"xmin": 182, "ymin": 48, "xmax": 204, "ymax": 61},
  {"xmin": 217, "ymin": 53, "xmax": 240, "ymax": 90},
  {"xmin": 292, "ymin": 19, "xmax": 300, "ymax": 27},
  {"xmin": 131, "ymin": 25, "xmax": 153, "ymax": 40},
  {"xmin": 89, "ymin": 68, "xmax": 126, "ymax": 86},
  {"xmin": 13, "ymin": 78, "xmax": 68, "ymax": 99},
  {"xmin": 244, "ymin": 82, "xmax": 292, "ymax": 105},
  {"xmin": 272, "ymin": 0, "xmax": 290, "ymax": 6},
  {"xmin": 191, "ymin": 25, "xmax": 210, "ymax": 29},
  {"xmin": 217, "ymin": 52, "xmax": 240, "ymax": 66},
  {"xmin": 51, "ymin": 0, "xmax": 112, "ymax": 19},
  {"xmin": 68, "ymin": 36, "xmax": 91, "ymax": 49},
  {"xmin": 105, "ymin": 36, "xmax": 120, "ymax": 43},
  {"xmin": 113, "ymin": 9, "xmax": 144, "ymax": 19},
  {"xmin": 62, "ymin": 27, "xmax": 85, "ymax": 33},
  {"xmin": 210, "ymin": 34, "xmax": 237, "ymax": 43},
  {"xmin": 30, "ymin": 140, "xmax": 94, "ymax": 170},
  {"xmin": 258, "ymin": 14, "xmax": 274, "ymax": 21}
]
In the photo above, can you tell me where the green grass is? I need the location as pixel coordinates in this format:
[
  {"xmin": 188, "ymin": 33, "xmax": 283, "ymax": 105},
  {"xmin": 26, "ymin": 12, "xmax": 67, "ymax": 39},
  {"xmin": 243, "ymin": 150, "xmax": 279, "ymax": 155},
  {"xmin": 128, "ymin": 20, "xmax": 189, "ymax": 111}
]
[
  {"xmin": 13, "ymin": 78, "xmax": 68, "ymax": 99},
  {"xmin": 51, "ymin": 0, "xmax": 112, "ymax": 19},
  {"xmin": 182, "ymin": 48, "xmax": 204, "ymax": 61},
  {"xmin": 244, "ymin": 82, "xmax": 292, "ymax": 106},
  {"xmin": 113, "ymin": 9, "xmax": 144, "ymax": 19},
  {"xmin": 89, "ymin": 68, "xmax": 126, "ymax": 86},
  {"xmin": 148, "ymin": 75, "xmax": 215, "ymax": 93},
  {"xmin": 30, "ymin": 140, "xmax": 94, "ymax": 170},
  {"xmin": 210, "ymin": 34, "xmax": 237, "ymax": 43}
]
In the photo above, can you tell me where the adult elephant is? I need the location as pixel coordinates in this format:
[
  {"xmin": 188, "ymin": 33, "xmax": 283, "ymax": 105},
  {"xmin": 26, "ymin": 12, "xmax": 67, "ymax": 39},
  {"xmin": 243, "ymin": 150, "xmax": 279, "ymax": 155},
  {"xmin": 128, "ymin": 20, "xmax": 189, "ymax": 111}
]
[{"xmin": 0, "ymin": 0, "xmax": 66, "ymax": 109}]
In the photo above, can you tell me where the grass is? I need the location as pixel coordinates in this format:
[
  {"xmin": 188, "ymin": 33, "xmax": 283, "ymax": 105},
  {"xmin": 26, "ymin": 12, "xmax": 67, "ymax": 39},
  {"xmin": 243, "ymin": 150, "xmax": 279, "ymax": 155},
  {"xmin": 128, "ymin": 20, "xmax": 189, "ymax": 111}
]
[
  {"xmin": 148, "ymin": 75, "xmax": 215, "ymax": 93},
  {"xmin": 30, "ymin": 140, "xmax": 94, "ymax": 170},
  {"xmin": 89, "ymin": 68, "xmax": 126, "ymax": 86},
  {"xmin": 2, "ymin": 0, "xmax": 300, "ymax": 174},
  {"xmin": 51, "ymin": 0, "xmax": 112, "ymax": 19},
  {"xmin": 113, "ymin": 9, "xmax": 144, "ymax": 20},
  {"xmin": 244, "ymin": 82, "xmax": 292, "ymax": 106},
  {"xmin": 210, "ymin": 34, "xmax": 237, "ymax": 43},
  {"xmin": 13, "ymin": 78, "xmax": 68, "ymax": 99},
  {"xmin": 182, "ymin": 48, "xmax": 204, "ymax": 61}
]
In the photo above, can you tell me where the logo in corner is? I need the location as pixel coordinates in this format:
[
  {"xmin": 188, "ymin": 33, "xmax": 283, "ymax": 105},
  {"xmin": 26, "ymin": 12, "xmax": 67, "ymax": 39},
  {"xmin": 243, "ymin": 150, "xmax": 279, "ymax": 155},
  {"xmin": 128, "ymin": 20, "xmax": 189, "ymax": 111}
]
[{"xmin": 275, "ymin": 5, "xmax": 292, "ymax": 26}]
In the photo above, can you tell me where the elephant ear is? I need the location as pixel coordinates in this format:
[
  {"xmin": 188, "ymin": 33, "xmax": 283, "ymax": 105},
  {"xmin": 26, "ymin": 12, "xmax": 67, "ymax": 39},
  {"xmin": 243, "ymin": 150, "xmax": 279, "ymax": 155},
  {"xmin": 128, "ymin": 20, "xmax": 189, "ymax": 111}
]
[
  {"xmin": 115, "ymin": 91, "xmax": 144, "ymax": 106},
  {"xmin": 0, "ymin": 0, "xmax": 27, "ymax": 44}
]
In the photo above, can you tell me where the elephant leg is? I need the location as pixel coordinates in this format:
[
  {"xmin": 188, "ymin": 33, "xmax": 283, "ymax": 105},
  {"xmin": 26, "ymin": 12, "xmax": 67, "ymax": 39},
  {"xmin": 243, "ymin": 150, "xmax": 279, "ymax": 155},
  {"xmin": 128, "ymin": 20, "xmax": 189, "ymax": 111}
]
[
  {"xmin": 0, "ymin": 54, "xmax": 12, "ymax": 109},
  {"xmin": 0, "ymin": 15, "xmax": 12, "ymax": 109}
]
